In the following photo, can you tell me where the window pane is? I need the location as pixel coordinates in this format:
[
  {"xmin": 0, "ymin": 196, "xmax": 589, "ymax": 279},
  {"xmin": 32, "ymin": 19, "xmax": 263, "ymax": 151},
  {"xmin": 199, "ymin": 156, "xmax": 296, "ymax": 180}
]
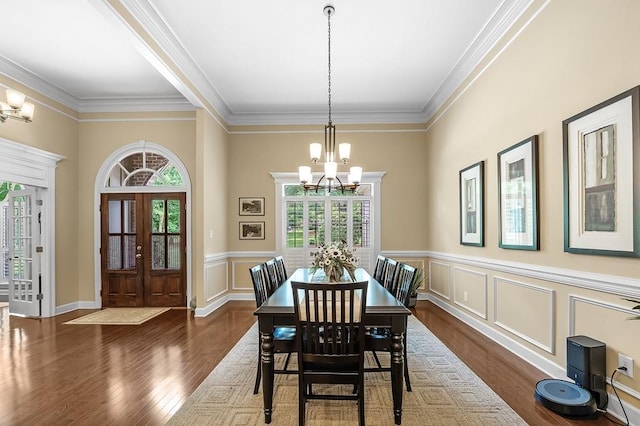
[
  {"xmin": 152, "ymin": 199, "xmax": 165, "ymax": 233},
  {"xmin": 352, "ymin": 200, "xmax": 370, "ymax": 248},
  {"xmin": 331, "ymin": 201, "xmax": 347, "ymax": 242},
  {"xmin": 167, "ymin": 235, "xmax": 181, "ymax": 269},
  {"xmin": 286, "ymin": 201, "xmax": 303, "ymax": 248},
  {"xmin": 308, "ymin": 201, "xmax": 324, "ymax": 247}
]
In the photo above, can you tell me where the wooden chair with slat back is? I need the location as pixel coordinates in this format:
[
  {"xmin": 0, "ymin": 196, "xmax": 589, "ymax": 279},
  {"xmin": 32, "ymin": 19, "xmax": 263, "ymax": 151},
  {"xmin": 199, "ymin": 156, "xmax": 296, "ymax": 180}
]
[
  {"xmin": 263, "ymin": 258, "xmax": 281, "ymax": 294},
  {"xmin": 372, "ymin": 255, "xmax": 386, "ymax": 282},
  {"xmin": 291, "ymin": 280, "xmax": 369, "ymax": 426},
  {"xmin": 366, "ymin": 262, "xmax": 416, "ymax": 391},
  {"xmin": 249, "ymin": 263, "xmax": 296, "ymax": 394},
  {"xmin": 382, "ymin": 258, "xmax": 398, "ymax": 293},
  {"xmin": 274, "ymin": 255, "xmax": 288, "ymax": 284}
]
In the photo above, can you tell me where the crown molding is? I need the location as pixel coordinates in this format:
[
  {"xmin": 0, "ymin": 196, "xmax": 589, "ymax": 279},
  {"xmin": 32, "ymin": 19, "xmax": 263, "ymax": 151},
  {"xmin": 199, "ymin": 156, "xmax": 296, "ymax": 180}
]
[
  {"xmin": 0, "ymin": 54, "xmax": 80, "ymax": 111},
  {"xmin": 117, "ymin": 0, "xmax": 232, "ymax": 119},
  {"xmin": 421, "ymin": 0, "xmax": 534, "ymax": 121},
  {"xmin": 0, "ymin": 0, "xmax": 535, "ymax": 124}
]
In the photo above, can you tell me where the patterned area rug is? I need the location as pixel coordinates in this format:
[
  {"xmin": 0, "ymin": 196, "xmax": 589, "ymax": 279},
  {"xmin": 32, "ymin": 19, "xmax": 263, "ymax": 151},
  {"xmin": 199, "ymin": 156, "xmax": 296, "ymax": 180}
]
[
  {"xmin": 168, "ymin": 316, "xmax": 527, "ymax": 425},
  {"xmin": 63, "ymin": 307, "xmax": 171, "ymax": 325}
]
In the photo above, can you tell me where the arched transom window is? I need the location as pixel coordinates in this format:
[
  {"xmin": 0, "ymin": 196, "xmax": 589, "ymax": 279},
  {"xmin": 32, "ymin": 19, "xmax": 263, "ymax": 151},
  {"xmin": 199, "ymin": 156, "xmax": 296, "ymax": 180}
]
[{"xmin": 106, "ymin": 151, "xmax": 183, "ymax": 188}]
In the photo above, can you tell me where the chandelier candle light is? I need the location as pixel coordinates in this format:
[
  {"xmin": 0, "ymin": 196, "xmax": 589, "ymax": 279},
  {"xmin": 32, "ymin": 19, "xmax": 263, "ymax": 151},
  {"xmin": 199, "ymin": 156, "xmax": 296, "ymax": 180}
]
[
  {"xmin": 298, "ymin": 5, "xmax": 363, "ymax": 194},
  {"xmin": 0, "ymin": 89, "xmax": 35, "ymax": 123}
]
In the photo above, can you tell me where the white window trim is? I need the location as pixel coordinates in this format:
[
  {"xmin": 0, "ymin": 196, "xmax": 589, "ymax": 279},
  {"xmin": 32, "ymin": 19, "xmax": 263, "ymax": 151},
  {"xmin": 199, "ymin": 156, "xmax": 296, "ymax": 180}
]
[{"xmin": 270, "ymin": 171, "xmax": 385, "ymax": 269}]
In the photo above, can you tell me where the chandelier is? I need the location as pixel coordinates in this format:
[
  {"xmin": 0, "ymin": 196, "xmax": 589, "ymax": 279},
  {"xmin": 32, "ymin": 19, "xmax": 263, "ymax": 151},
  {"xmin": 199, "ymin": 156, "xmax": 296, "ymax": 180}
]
[
  {"xmin": 298, "ymin": 5, "xmax": 362, "ymax": 194},
  {"xmin": 0, "ymin": 89, "xmax": 35, "ymax": 123}
]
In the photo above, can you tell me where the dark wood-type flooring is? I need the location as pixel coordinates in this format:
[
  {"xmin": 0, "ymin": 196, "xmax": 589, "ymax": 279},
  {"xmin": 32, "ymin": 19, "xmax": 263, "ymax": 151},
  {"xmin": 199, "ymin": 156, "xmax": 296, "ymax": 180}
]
[{"xmin": 0, "ymin": 300, "xmax": 621, "ymax": 425}]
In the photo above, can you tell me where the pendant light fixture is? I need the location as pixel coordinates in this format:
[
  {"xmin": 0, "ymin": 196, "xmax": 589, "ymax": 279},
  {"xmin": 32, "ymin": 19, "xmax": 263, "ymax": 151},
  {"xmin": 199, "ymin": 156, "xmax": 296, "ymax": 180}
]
[{"xmin": 298, "ymin": 5, "xmax": 362, "ymax": 194}]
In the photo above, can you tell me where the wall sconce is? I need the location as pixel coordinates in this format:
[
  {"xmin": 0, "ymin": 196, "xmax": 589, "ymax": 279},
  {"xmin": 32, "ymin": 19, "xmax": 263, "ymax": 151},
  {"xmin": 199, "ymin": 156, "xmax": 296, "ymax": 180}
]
[{"xmin": 1, "ymin": 89, "xmax": 35, "ymax": 123}]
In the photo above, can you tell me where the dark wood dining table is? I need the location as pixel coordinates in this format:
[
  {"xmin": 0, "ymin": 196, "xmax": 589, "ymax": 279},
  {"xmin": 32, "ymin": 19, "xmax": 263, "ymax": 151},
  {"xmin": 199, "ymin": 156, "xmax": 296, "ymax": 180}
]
[{"xmin": 254, "ymin": 267, "xmax": 411, "ymax": 425}]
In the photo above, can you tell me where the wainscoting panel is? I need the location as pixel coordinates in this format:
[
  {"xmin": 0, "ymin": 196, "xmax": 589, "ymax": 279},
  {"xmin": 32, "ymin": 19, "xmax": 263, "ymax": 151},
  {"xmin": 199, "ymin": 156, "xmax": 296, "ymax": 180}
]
[
  {"xmin": 232, "ymin": 259, "xmax": 269, "ymax": 291},
  {"xmin": 453, "ymin": 267, "xmax": 487, "ymax": 319},
  {"xmin": 429, "ymin": 260, "xmax": 451, "ymax": 300},
  {"xmin": 494, "ymin": 276, "xmax": 555, "ymax": 354},
  {"xmin": 205, "ymin": 261, "xmax": 228, "ymax": 303},
  {"xmin": 397, "ymin": 258, "xmax": 427, "ymax": 291}
]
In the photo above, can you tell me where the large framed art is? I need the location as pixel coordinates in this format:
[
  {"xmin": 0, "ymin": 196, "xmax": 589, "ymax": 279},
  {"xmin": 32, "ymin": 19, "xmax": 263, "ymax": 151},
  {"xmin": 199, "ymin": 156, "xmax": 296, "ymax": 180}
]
[
  {"xmin": 459, "ymin": 161, "xmax": 484, "ymax": 246},
  {"xmin": 563, "ymin": 86, "xmax": 640, "ymax": 257},
  {"xmin": 497, "ymin": 135, "xmax": 539, "ymax": 250}
]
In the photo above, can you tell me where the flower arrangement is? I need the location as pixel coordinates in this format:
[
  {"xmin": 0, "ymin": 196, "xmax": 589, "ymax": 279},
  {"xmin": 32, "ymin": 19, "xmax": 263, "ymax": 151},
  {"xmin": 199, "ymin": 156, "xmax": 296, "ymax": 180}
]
[{"xmin": 310, "ymin": 241, "xmax": 358, "ymax": 282}]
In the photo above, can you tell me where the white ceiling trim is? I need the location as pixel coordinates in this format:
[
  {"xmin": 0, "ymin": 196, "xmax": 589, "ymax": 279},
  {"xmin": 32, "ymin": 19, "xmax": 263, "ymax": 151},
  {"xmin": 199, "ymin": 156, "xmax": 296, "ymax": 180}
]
[
  {"xmin": 0, "ymin": 54, "xmax": 80, "ymax": 111},
  {"xmin": 421, "ymin": 0, "xmax": 533, "ymax": 121},
  {"xmin": 78, "ymin": 96, "xmax": 194, "ymax": 113},
  {"xmin": 117, "ymin": 0, "xmax": 232, "ymax": 118}
]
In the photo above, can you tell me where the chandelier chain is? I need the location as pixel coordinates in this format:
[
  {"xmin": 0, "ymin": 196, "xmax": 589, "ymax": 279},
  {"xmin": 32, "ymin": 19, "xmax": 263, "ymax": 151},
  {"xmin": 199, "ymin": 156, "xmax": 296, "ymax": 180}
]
[{"xmin": 327, "ymin": 7, "xmax": 332, "ymax": 124}]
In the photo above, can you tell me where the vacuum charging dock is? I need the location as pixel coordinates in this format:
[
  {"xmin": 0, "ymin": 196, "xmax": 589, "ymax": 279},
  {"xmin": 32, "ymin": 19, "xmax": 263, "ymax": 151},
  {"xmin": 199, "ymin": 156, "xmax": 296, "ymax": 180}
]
[{"xmin": 535, "ymin": 336, "xmax": 607, "ymax": 417}]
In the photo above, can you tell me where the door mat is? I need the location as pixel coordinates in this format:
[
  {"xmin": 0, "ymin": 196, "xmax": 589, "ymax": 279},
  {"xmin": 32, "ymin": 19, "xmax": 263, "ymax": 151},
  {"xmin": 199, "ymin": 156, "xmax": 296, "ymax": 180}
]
[{"xmin": 63, "ymin": 307, "xmax": 171, "ymax": 325}]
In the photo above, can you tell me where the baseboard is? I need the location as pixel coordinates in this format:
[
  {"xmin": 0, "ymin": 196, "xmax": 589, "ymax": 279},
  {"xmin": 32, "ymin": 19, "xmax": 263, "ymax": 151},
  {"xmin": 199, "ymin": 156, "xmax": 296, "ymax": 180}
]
[
  {"xmin": 56, "ymin": 300, "xmax": 99, "ymax": 315},
  {"xmin": 426, "ymin": 295, "xmax": 640, "ymax": 425}
]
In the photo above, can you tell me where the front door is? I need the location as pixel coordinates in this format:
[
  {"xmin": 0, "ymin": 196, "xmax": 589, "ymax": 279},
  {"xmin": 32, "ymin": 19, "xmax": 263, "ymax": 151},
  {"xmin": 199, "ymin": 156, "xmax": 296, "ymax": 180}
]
[
  {"xmin": 8, "ymin": 188, "xmax": 41, "ymax": 317},
  {"xmin": 101, "ymin": 192, "xmax": 186, "ymax": 307}
]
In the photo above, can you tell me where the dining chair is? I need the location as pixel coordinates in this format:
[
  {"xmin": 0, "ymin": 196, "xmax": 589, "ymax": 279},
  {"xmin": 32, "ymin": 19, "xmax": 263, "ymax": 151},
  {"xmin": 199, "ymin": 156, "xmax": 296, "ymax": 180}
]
[
  {"xmin": 365, "ymin": 262, "xmax": 416, "ymax": 391},
  {"xmin": 249, "ymin": 263, "xmax": 296, "ymax": 394},
  {"xmin": 274, "ymin": 255, "xmax": 288, "ymax": 284},
  {"xmin": 291, "ymin": 280, "xmax": 369, "ymax": 426},
  {"xmin": 264, "ymin": 258, "xmax": 281, "ymax": 294},
  {"xmin": 381, "ymin": 258, "xmax": 398, "ymax": 293},
  {"xmin": 372, "ymin": 255, "xmax": 386, "ymax": 282}
]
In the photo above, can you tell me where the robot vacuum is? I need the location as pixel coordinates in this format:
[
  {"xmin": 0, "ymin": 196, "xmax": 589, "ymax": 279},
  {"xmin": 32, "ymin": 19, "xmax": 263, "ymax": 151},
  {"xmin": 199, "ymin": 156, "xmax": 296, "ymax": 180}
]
[{"xmin": 534, "ymin": 379, "xmax": 597, "ymax": 417}]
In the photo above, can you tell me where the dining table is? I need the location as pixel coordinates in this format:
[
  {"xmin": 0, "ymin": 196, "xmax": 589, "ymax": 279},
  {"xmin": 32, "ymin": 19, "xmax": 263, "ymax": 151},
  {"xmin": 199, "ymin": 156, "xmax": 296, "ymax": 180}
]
[{"xmin": 254, "ymin": 267, "xmax": 412, "ymax": 425}]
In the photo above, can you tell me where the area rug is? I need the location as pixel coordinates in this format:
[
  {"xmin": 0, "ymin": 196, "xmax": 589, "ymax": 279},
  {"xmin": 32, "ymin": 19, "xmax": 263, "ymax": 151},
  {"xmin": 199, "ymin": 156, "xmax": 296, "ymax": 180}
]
[
  {"xmin": 168, "ymin": 316, "xmax": 527, "ymax": 425},
  {"xmin": 63, "ymin": 307, "xmax": 171, "ymax": 325}
]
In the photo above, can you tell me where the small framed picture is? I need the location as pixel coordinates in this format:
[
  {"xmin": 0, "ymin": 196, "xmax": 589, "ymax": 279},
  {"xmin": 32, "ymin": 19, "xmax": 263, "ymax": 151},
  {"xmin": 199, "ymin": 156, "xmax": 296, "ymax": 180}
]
[
  {"xmin": 563, "ymin": 86, "xmax": 640, "ymax": 256},
  {"xmin": 239, "ymin": 197, "xmax": 265, "ymax": 216},
  {"xmin": 239, "ymin": 221, "xmax": 265, "ymax": 240},
  {"xmin": 459, "ymin": 160, "xmax": 484, "ymax": 246},
  {"xmin": 498, "ymin": 135, "xmax": 539, "ymax": 250}
]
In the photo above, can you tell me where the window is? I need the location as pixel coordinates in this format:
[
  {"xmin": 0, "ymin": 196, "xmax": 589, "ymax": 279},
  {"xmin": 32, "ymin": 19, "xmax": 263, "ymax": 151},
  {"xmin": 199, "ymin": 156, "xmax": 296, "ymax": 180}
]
[{"xmin": 274, "ymin": 172, "xmax": 384, "ymax": 274}]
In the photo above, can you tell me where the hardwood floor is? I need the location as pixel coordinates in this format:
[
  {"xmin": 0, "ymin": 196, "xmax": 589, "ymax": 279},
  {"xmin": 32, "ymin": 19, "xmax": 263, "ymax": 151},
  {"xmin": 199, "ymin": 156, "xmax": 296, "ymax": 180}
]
[{"xmin": 0, "ymin": 300, "xmax": 620, "ymax": 425}]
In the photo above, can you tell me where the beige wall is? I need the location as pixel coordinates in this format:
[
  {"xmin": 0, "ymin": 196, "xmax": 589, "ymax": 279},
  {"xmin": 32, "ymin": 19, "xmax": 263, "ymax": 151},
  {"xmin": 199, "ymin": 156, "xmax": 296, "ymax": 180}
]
[
  {"xmin": 0, "ymin": 76, "xmax": 80, "ymax": 306},
  {"xmin": 227, "ymin": 123, "xmax": 429, "ymax": 252},
  {"xmin": 424, "ymin": 0, "xmax": 640, "ymax": 407},
  {"xmin": 78, "ymin": 113, "xmax": 197, "ymax": 302}
]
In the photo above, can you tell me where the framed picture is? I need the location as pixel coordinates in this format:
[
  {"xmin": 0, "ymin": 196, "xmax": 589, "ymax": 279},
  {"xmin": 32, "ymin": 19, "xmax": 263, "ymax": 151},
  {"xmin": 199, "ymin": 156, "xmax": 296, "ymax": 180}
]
[
  {"xmin": 563, "ymin": 86, "xmax": 640, "ymax": 257},
  {"xmin": 239, "ymin": 197, "xmax": 264, "ymax": 216},
  {"xmin": 497, "ymin": 135, "xmax": 539, "ymax": 250},
  {"xmin": 239, "ymin": 221, "xmax": 265, "ymax": 240},
  {"xmin": 459, "ymin": 161, "xmax": 484, "ymax": 246}
]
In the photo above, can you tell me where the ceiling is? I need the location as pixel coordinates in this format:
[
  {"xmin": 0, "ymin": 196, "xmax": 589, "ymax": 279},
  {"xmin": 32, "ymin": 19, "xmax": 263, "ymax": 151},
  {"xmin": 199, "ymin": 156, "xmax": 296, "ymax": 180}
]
[{"xmin": 0, "ymin": 0, "xmax": 531, "ymax": 125}]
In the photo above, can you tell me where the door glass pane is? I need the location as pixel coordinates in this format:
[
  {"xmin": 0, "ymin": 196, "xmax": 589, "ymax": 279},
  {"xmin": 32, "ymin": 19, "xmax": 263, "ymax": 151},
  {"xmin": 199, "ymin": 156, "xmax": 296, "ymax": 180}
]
[
  {"xmin": 108, "ymin": 235, "xmax": 122, "ymax": 270},
  {"xmin": 167, "ymin": 200, "xmax": 180, "ymax": 233},
  {"xmin": 152, "ymin": 199, "xmax": 166, "ymax": 233},
  {"xmin": 167, "ymin": 235, "xmax": 180, "ymax": 269},
  {"xmin": 152, "ymin": 235, "xmax": 165, "ymax": 270},
  {"xmin": 123, "ymin": 200, "xmax": 136, "ymax": 233},
  {"xmin": 108, "ymin": 201, "xmax": 122, "ymax": 233},
  {"xmin": 286, "ymin": 201, "xmax": 303, "ymax": 248}
]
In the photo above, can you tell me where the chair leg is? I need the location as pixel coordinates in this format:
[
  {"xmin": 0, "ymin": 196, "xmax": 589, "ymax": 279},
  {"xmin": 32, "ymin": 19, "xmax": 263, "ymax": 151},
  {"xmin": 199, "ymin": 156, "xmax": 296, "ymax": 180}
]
[
  {"xmin": 358, "ymin": 381, "xmax": 365, "ymax": 426},
  {"xmin": 299, "ymin": 380, "xmax": 306, "ymax": 426},
  {"xmin": 283, "ymin": 352, "xmax": 292, "ymax": 371},
  {"xmin": 253, "ymin": 339, "xmax": 262, "ymax": 394},
  {"xmin": 404, "ymin": 337, "xmax": 412, "ymax": 392},
  {"xmin": 371, "ymin": 350, "xmax": 383, "ymax": 369}
]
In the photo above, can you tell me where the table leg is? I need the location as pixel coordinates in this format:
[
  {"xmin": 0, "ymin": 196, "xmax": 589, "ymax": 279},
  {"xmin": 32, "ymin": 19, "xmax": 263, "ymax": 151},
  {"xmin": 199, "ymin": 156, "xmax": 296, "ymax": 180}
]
[
  {"xmin": 261, "ymin": 331, "xmax": 274, "ymax": 424},
  {"xmin": 391, "ymin": 330, "xmax": 404, "ymax": 425}
]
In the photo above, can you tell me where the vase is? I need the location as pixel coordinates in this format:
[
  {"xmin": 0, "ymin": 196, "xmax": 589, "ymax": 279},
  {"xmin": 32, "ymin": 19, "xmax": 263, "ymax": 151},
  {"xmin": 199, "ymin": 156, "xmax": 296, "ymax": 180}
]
[{"xmin": 325, "ymin": 265, "xmax": 344, "ymax": 282}]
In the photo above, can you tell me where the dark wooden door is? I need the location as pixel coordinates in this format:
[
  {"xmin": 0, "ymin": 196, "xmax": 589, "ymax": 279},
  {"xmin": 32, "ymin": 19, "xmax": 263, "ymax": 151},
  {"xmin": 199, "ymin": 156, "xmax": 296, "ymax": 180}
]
[{"xmin": 101, "ymin": 193, "xmax": 186, "ymax": 307}]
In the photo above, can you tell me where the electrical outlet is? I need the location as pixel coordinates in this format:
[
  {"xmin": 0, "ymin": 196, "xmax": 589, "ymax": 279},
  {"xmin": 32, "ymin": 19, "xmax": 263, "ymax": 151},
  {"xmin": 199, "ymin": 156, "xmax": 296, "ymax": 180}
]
[{"xmin": 618, "ymin": 354, "xmax": 634, "ymax": 378}]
